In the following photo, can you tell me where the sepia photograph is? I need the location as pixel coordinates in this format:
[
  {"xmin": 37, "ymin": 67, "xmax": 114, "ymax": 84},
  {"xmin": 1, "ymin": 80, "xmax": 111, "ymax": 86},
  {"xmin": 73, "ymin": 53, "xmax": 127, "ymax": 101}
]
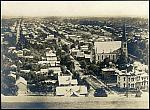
[{"xmin": 1, "ymin": 1, "xmax": 149, "ymax": 109}]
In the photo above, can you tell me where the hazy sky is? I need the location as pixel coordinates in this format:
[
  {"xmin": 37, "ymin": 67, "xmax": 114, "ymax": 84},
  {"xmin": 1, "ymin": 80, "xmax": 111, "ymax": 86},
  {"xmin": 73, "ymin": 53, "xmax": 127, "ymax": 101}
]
[{"xmin": 1, "ymin": 1, "xmax": 149, "ymax": 18}]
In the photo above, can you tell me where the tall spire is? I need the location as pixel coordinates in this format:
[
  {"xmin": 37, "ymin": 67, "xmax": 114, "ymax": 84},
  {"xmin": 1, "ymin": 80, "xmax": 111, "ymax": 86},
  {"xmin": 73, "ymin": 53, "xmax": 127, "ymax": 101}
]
[{"xmin": 122, "ymin": 23, "xmax": 127, "ymax": 42}]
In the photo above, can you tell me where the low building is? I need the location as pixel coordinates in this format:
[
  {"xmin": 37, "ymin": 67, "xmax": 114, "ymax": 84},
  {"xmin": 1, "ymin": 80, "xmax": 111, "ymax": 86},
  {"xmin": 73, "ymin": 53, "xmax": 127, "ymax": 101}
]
[
  {"xmin": 58, "ymin": 75, "xmax": 78, "ymax": 86},
  {"xmin": 40, "ymin": 69, "xmax": 49, "ymax": 76},
  {"xmin": 70, "ymin": 48, "xmax": 80, "ymax": 57},
  {"xmin": 80, "ymin": 45, "xmax": 89, "ymax": 52},
  {"xmin": 49, "ymin": 66, "xmax": 61, "ymax": 76},
  {"xmin": 56, "ymin": 86, "xmax": 88, "ymax": 97},
  {"xmin": 76, "ymin": 51, "xmax": 85, "ymax": 61}
]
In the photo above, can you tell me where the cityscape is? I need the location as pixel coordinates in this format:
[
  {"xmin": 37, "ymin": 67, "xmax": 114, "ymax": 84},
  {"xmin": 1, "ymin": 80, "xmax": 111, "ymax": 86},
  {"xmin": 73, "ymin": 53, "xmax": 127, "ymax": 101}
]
[{"xmin": 1, "ymin": 1, "xmax": 149, "ymax": 109}]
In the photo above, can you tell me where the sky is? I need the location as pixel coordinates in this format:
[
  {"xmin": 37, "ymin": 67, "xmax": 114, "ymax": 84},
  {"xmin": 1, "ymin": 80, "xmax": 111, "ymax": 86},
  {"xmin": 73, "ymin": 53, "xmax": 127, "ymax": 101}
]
[{"xmin": 1, "ymin": 1, "xmax": 149, "ymax": 18}]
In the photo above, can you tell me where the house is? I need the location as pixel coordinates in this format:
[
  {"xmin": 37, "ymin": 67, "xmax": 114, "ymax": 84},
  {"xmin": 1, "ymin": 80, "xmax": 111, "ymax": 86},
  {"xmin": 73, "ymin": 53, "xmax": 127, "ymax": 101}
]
[
  {"xmin": 76, "ymin": 51, "xmax": 85, "ymax": 61},
  {"xmin": 80, "ymin": 45, "xmax": 89, "ymax": 52},
  {"xmin": 48, "ymin": 66, "xmax": 61, "ymax": 76},
  {"xmin": 40, "ymin": 69, "xmax": 49, "ymax": 76},
  {"xmin": 70, "ymin": 48, "xmax": 80, "ymax": 57},
  {"xmin": 8, "ymin": 72, "xmax": 16, "ymax": 80},
  {"xmin": 56, "ymin": 85, "xmax": 88, "ymax": 97},
  {"xmin": 20, "ymin": 70, "xmax": 30, "ymax": 74},
  {"xmin": 134, "ymin": 70, "xmax": 149, "ymax": 90},
  {"xmin": 85, "ymin": 54, "xmax": 92, "ymax": 62},
  {"xmin": 16, "ymin": 50, "xmax": 24, "ymax": 57},
  {"xmin": 58, "ymin": 75, "xmax": 78, "ymax": 86},
  {"xmin": 94, "ymin": 41, "xmax": 122, "ymax": 63},
  {"xmin": 16, "ymin": 77, "xmax": 27, "ymax": 95}
]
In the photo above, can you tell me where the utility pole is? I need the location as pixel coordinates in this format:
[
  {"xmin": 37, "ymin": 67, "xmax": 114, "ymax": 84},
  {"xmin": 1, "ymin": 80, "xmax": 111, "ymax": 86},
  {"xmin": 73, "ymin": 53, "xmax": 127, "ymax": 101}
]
[{"xmin": 126, "ymin": 69, "xmax": 128, "ymax": 97}]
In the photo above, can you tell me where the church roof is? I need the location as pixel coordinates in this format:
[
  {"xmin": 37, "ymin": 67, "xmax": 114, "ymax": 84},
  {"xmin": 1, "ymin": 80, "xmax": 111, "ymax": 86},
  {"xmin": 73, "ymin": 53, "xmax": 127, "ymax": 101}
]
[{"xmin": 94, "ymin": 41, "xmax": 121, "ymax": 53}]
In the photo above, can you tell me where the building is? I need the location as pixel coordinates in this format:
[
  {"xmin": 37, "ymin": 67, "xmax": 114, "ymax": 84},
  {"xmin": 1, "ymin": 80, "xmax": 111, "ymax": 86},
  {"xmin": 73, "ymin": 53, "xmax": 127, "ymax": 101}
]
[
  {"xmin": 94, "ymin": 41, "xmax": 121, "ymax": 63},
  {"xmin": 116, "ymin": 70, "xmax": 136, "ymax": 89},
  {"xmin": 56, "ymin": 75, "xmax": 88, "ymax": 96},
  {"xmin": 121, "ymin": 24, "xmax": 128, "ymax": 57},
  {"xmin": 48, "ymin": 66, "xmax": 61, "ymax": 76},
  {"xmin": 16, "ymin": 77, "xmax": 27, "ymax": 95},
  {"xmin": 101, "ymin": 68, "xmax": 118, "ymax": 83},
  {"xmin": 116, "ymin": 69, "xmax": 149, "ymax": 90},
  {"xmin": 94, "ymin": 24, "xmax": 128, "ymax": 63},
  {"xmin": 80, "ymin": 45, "xmax": 89, "ymax": 52},
  {"xmin": 58, "ymin": 75, "xmax": 78, "ymax": 86},
  {"xmin": 56, "ymin": 86, "xmax": 88, "ymax": 97}
]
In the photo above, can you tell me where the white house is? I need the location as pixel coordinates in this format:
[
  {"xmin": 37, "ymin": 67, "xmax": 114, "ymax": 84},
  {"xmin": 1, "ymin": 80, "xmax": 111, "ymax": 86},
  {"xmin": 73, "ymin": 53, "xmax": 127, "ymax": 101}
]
[
  {"xmin": 58, "ymin": 75, "xmax": 78, "ymax": 86},
  {"xmin": 56, "ymin": 86, "xmax": 88, "ymax": 97}
]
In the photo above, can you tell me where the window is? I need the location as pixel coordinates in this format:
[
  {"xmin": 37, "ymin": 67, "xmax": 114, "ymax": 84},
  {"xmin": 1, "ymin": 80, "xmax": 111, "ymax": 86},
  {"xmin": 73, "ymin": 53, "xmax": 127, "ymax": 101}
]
[
  {"xmin": 131, "ymin": 78, "xmax": 134, "ymax": 81},
  {"xmin": 124, "ymin": 83, "xmax": 126, "ymax": 87},
  {"xmin": 118, "ymin": 76, "xmax": 120, "ymax": 81},
  {"xmin": 118, "ymin": 82, "xmax": 120, "ymax": 87},
  {"xmin": 101, "ymin": 55, "xmax": 103, "ymax": 60},
  {"xmin": 128, "ymin": 78, "xmax": 130, "ymax": 82},
  {"xmin": 124, "ymin": 77, "xmax": 126, "ymax": 81},
  {"xmin": 128, "ymin": 84, "xmax": 130, "ymax": 88},
  {"xmin": 131, "ymin": 84, "xmax": 134, "ymax": 88},
  {"xmin": 124, "ymin": 44, "xmax": 126, "ymax": 48},
  {"xmin": 113, "ymin": 55, "xmax": 115, "ymax": 60}
]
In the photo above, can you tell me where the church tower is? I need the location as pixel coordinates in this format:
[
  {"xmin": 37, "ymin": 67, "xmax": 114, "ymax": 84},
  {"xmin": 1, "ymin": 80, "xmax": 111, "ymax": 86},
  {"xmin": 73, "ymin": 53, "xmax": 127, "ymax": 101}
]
[{"xmin": 121, "ymin": 23, "xmax": 128, "ymax": 57}]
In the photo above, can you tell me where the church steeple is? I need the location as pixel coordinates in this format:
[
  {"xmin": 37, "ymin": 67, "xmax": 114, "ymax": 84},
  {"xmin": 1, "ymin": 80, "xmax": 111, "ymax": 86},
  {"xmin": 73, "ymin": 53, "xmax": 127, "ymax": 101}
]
[
  {"xmin": 122, "ymin": 23, "xmax": 127, "ymax": 42},
  {"xmin": 121, "ymin": 23, "xmax": 128, "ymax": 57}
]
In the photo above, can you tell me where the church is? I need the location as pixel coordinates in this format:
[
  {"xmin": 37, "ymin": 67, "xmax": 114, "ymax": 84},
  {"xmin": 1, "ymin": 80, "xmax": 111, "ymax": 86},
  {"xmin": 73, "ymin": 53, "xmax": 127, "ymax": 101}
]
[{"xmin": 94, "ymin": 24, "xmax": 128, "ymax": 63}]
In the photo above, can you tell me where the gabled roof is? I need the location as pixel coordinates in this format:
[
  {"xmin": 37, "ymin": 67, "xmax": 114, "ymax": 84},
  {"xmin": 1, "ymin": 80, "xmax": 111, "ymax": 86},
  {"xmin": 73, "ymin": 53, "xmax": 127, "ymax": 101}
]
[
  {"xmin": 56, "ymin": 86, "xmax": 88, "ymax": 96},
  {"xmin": 94, "ymin": 41, "xmax": 121, "ymax": 53},
  {"xmin": 46, "ymin": 52, "xmax": 56, "ymax": 57},
  {"xmin": 58, "ymin": 76, "xmax": 72, "ymax": 85},
  {"xmin": 8, "ymin": 73, "xmax": 16, "ymax": 79},
  {"xmin": 40, "ymin": 69, "xmax": 49, "ymax": 73}
]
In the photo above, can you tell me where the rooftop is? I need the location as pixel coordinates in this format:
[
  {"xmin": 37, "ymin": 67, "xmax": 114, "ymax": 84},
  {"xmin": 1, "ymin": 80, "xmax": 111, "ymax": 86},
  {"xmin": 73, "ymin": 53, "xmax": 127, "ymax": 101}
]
[{"xmin": 94, "ymin": 41, "xmax": 121, "ymax": 53}]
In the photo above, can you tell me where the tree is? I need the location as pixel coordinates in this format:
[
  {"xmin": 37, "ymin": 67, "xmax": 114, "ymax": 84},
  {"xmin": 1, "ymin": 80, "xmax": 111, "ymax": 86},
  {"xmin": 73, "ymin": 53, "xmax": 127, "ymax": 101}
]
[
  {"xmin": 80, "ymin": 60, "xmax": 87, "ymax": 69},
  {"xmin": 1, "ymin": 75, "xmax": 18, "ymax": 96},
  {"xmin": 62, "ymin": 44, "xmax": 69, "ymax": 53},
  {"xmin": 116, "ymin": 53, "xmax": 128, "ymax": 70},
  {"xmin": 48, "ymin": 70, "xmax": 54, "ymax": 76}
]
